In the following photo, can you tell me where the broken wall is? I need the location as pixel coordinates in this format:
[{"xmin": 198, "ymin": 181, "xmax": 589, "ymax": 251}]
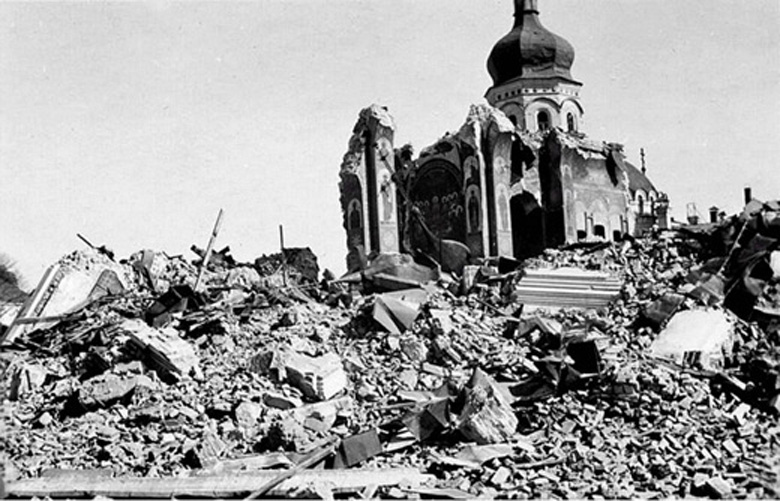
[
  {"xmin": 562, "ymin": 145, "xmax": 632, "ymax": 243},
  {"xmin": 340, "ymin": 103, "xmax": 655, "ymax": 264},
  {"xmin": 339, "ymin": 105, "xmax": 401, "ymax": 271},
  {"xmin": 405, "ymin": 104, "xmax": 517, "ymax": 260},
  {"xmin": 485, "ymin": 128, "xmax": 514, "ymax": 256},
  {"xmin": 411, "ymin": 142, "xmax": 468, "ymax": 256}
]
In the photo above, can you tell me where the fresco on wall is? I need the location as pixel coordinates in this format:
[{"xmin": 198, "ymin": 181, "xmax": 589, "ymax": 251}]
[
  {"xmin": 498, "ymin": 190, "xmax": 509, "ymax": 232},
  {"xmin": 409, "ymin": 159, "xmax": 465, "ymax": 248},
  {"xmin": 340, "ymin": 174, "xmax": 364, "ymax": 248},
  {"xmin": 464, "ymin": 156, "xmax": 479, "ymax": 185},
  {"xmin": 348, "ymin": 199, "xmax": 362, "ymax": 231},
  {"xmin": 378, "ymin": 169, "xmax": 396, "ymax": 223},
  {"xmin": 466, "ymin": 186, "xmax": 481, "ymax": 233}
]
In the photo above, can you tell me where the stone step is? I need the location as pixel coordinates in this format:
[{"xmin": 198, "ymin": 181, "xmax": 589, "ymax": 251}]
[
  {"xmin": 515, "ymin": 268, "xmax": 624, "ymax": 309},
  {"xmin": 522, "ymin": 268, "xmax": 617, "ymax": 282},
  {"xmin": 517, "ymin": 279, "xmax": 622, "ymax": 291},
  {"xmin": 514, "ymin": 287, "xmax": 621, "ymax": 299}
]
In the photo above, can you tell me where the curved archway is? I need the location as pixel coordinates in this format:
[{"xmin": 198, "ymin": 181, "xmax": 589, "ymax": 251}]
[
  {"xmin": 409, "ymin": 159, "xmax": 466, "ymax": 252},
  {"xmin": 537, "ymin": 110, "xmax": 551, "ymax": 131},
  {"xmin": 466, "ymin": 185, "xmax": 481, "ymax": 233}
]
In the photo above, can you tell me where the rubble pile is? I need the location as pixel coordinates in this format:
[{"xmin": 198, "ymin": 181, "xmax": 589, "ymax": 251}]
[{"xmin": 3, "ymin": 206, "xmax": 780, "ymax": 499}]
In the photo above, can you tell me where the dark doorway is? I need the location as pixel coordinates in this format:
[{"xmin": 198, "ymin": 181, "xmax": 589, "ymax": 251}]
[{"xmin": 511, "ymin": 192, "xmax": 544, "ymax": 259}]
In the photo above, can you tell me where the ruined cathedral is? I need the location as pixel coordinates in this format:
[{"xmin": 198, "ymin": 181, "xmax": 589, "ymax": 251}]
[{"xmin": 339, "ymin": 0, "xmax": 668, "ymax": 271}]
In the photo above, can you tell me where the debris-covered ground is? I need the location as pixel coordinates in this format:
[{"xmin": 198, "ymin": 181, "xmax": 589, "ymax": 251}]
[{"xmin": 2, "ymin": 202, "xmax": 780, "ymax": 499}]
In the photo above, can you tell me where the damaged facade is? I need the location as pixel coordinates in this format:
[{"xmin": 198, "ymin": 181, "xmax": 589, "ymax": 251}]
[{"xmin": 339, "ymin": 0, "xmax": 668, "ymax": 268}]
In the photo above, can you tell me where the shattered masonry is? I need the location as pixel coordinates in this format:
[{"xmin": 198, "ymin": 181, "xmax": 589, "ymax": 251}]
[
  {"xmin": 3, "ymin": 1, "xmax": 780, "ymax": 499},
  {"xmin": 3, "ymin": 202, "xmax": 780, "ymax": 498}
]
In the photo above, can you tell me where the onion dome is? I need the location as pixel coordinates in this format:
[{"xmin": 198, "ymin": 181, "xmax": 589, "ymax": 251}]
[{"xmin": 487, "ymin": 0, "xmax": 577, "ymax": 86}]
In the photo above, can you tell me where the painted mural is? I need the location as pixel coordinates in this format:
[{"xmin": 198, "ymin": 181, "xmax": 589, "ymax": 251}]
[{"xmin": 409, "ymin": 159, "xmax": 466, "ymax": 247}]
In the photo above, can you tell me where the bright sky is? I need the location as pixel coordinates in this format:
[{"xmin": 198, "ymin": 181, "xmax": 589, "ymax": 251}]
[{"xmin": 2, "ymin": 0, "xmax": 779, "ymax": 289}]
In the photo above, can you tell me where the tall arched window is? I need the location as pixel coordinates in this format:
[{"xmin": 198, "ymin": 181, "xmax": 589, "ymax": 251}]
[
  {"xmin": 567, "ymin": 113, "xmax": 576, "ymax": 132},
  {"xmin": 537, "ymin": 111, "xmax": 550, "ymax": 131}
]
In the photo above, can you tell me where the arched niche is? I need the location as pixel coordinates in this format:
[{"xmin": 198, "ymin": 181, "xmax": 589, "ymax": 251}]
[
  {"xmin": 409, "ymin": 158, "xmax": 466, "ymax": 252},
  {"xmin": 500, "ymin": 102, "xmax": 523, "ymax": 128},
  {"xmin": 341, "ymin": 174, "xmax": 364, "ymax": 240},
  {"xmin": 466, "ymin": 185, "xmax": 481, "ymax": 234},
  {"xmin": 560, "ymin": 99, "xmax": 583, "ymax": 132},
  {"xmin": 524, "ymin": 98, "xmax": 561, "ymax": 132}
]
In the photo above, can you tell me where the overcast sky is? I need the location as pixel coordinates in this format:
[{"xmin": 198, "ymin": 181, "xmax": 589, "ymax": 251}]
[{"xmin": 1, "ymin": 0, "xmax": 779, "ymax": 288}]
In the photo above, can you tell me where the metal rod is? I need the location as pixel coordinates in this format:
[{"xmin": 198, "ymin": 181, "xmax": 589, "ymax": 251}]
[{"xmin": 76, "ymin": 233, "xmax": 94, "ymax": 249}]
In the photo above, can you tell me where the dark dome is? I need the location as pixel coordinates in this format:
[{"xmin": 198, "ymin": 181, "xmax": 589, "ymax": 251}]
[{"xmin": 487, "ymin": 0, "xmax": 576, "ymax": 86}]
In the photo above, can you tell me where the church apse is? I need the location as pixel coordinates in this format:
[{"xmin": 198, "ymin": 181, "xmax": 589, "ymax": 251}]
[
  {"xmin": 339, "ymin": 103, "xmax": 520, "ymax": 266},
  {"xmin": 408, "ymin": 157, "xmax": 465, "ymax": 257}
]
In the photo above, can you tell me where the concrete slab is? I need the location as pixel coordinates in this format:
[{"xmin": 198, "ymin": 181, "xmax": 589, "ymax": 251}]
[{"xmin": 650, "ymin": 309, "xmax": 733, "ymax": 370}]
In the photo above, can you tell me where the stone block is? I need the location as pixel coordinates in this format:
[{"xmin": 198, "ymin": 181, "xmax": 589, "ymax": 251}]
[
  {"xmin": 333, "ymin": 429, "xmax": 382, "ymax": 468},
  {"xmin": 650, "ymin": 309, "xmax": 733, "ymax": 370},
  {"xmin": 456, "ymin": 369, "xmax": 518, "ymax": 444},
  {"xmin": 120, "ymin": 319, "xmax": 201, "ymax": 381}
]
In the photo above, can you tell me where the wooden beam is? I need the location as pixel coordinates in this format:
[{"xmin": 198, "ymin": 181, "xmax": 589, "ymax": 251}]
[
  {"xmin": 194, "ymin": 209, "xmax": 225, "ymax": 292},
  {"xmin": 6, "ymin": 468, "xmax": 433, "ymax": 499},
  {"xmin": 244, "ymin": 437, "xmax": 339, "ymax": 499}
]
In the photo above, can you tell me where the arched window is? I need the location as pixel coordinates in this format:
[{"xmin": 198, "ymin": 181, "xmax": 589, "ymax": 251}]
[
  {"xmin": 537, "ymin": 111, "xmax": 550, "ymax": 131},
  {"xmin": 567, "ymin": 113, "xmax": 576, "ymax": 132},
  {"xmin": 637, "ymin": 194, "xmax": 645, "ymax": 214},
  {"xmin": 509, "ymin": 115, "xmax": 518, "ymax": 126}
]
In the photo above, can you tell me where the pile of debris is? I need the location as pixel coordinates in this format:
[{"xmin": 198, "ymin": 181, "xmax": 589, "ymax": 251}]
[{"xmin": 2, "ymin": 203, "xmax": 780, "ymax": 499}]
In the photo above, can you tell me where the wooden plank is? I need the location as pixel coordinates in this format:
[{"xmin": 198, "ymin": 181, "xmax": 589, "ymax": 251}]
[
  {"xmin": 245, "ymin": 437, "xmax": 339, "ymax": 499},
  {"xmin": 7, "ymin": 468, "xmax": 432, "ymax": 499},
  {"xmin": 194, "ymin": 208, "xmax": 225, "ymax": 291}
]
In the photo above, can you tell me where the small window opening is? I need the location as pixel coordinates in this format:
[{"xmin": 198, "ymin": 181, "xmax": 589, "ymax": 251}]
[
  {"xmin": 567, "ymin": 113, "xmax": 576, "ymax": 132},
  {"xmin": 537, "ymin": 111, "xmax": 550, "ymax": 131},
  {"xmin": 509, "ymin": 115, "xmax": 518, "ymax": 126},
  {"xmin": 594, "ymin": 225, "xmax": 606, "ymax": 238},
  {"xmin": 577, "ymin": 230, "xmax": 587, "ymax": 240},
  {"xmin": 612, "ymin": 230, "xmax": 622, "ymax": 242}
]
